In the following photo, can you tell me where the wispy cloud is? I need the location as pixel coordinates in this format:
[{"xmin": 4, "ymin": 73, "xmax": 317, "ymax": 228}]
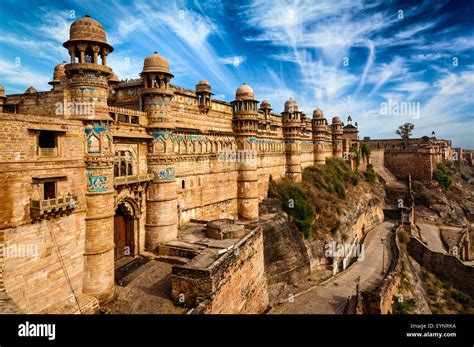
[{"xmin": 0, "ymin": 0, "xmax": 472, "ymax": 147}]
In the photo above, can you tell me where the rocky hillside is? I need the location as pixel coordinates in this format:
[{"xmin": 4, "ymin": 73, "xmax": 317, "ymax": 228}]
[
  {"xmin": 260, "ymin": 159, "xmax": 387, "ymax": 302},
  {"xmin": 413, "ymin": 163, "xmax": 474, "ymax": 226}
]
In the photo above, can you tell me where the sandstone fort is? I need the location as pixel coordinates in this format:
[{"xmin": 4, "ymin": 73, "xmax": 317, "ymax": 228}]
[{"xmin": 1, "ymin": 15, "xmax": 472, "ymax": 315}]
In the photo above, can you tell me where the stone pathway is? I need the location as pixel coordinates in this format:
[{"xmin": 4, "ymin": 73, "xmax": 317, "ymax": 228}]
[
  {"xmin": 271, "ymin": 221, "xmax": 395, "ymax": 314},
  {"xmin": 372, "ymin": 163, "xmax": 405, "ymax": 189},
  {"xmin": 418, "ymin": 223, "xmax": 446, "ymax": 253},
  {"xmin": 104, "ymin": 260, "xmax": 185, "ymax": 314}
]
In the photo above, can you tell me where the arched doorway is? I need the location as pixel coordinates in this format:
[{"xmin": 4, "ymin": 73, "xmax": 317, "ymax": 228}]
[{"xmin": 114, "ymin": 202, "xmax": 135, "ymax": 261}]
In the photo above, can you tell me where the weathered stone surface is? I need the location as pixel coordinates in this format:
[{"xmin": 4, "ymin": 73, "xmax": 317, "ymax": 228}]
[{"xmin": 171, "ymin": 226, "xmax": 269, "ymax": 314}]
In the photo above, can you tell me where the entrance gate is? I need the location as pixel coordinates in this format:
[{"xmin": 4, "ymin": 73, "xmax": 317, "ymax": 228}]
[{"xmin": 114, "ymin": 203, "xmax": 135, "ymax": 261}]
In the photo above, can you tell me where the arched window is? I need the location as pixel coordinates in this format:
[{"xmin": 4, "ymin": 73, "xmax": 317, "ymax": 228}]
[
  {"xmin": 181, "ymin": 180, "xmax": 185, "ymax": 189},
  {"xmin": 120, "ymin": 161, "xmax": 126, "ymax": 177},
  {"xmin": 114, "ymin": 150, "xmax": 135, "ymax": 177}
]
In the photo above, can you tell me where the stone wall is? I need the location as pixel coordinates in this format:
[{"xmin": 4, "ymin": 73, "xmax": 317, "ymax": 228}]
[
  {"xmin": 254, "ymin": 207, "xmax": 311, "ymax": 285},
  {"xmin": 171, "ymin": 226, "xmax": 269, "ymax": 313},
  {"xmin": 3, "ymin": 216, "xmax": 86, "ymax": 313},
  {"xmin": 357, "ymin": 224, "xmax": 402, "ymax": 314},
  {"xmin": 408, "ymin": 236, "xmax": 474, "ymax": 297},
  {"xmin": 384, "ymin": 150, "xmax": 434, "ymax": 181}
]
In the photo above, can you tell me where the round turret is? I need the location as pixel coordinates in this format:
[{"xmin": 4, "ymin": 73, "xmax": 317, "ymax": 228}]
[
  {"xmin": 313, "ymin": 108, "xmax": 324, "ymax": 118},
  {"xmin": 109, "ymin": 72, "xmax": 120, "ymax": 84},
  {"xmin": 49, "ymin": 61, "xmax": 67, "ymax": 86},
  {"xmin": 196, "ymin": 79, "xmax": 212, "ymax": 94},
  {"xmin": 332, "ymin": 116, "xmax": 342, "ymax": 124},
  {"xmin": 284, "ymin": 98, "xmax": 298, "ymax": 113},
  {"xmin": 63, "ymin": 15, "xmax": 113, "ymax": 52},
  {"xmin": 235, "ymin": 83, "xmax": 254, "ymax": 100},
  {"xmin": 143, "ymin": 51, "xmax": 172, "ymax": 75}
]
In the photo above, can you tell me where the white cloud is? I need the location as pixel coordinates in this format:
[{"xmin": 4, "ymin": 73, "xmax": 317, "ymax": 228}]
[{"xmin": 0, "ymin": 59, "xmax": 50, "ymax": 92}]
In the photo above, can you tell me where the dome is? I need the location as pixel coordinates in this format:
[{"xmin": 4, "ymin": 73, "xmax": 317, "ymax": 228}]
[
  {"xmin": 313, "ymin": 108, "xmax": 324, "ymax": 118},
  {"xmin": 109, "ymin": 72, "xmax": 120, "ymax": 83},
  {"xmin": 50, "ymin": 61, "xmax": 67, "ymax": 83},
  {"xmin": 25, "ymin": 86, "xmax": 37, "ymax": 94},
  {"xmin": 63, "ymin": 15, "xmax": 113, "ymax": 51},
  {"xmin": 196, "ymin": 79, "xmax": 212, "ymax": 94},
  {"xmin": 0, "ymin": 85, "xmax": 5, "ymax": 97},
  {"xmin": 235, "ymin": 83, "xmax": 254, "ymax": 100},
  {"xmin": 332, "ymin": 116, "xmax": 342, "ymax": 124},
  {"xmin": 260, "ymin": 100, "xmax": 271, "ymax": 110},
  {"xmin": 347, "ymin": 115, "xmax": 352, "ymax": 123},
  {"xmin": 284, "ymin": 98, "xmax": 298, "ymax": 112},
  {"xmin": 143, "ymin": 51, "xmax": 171, "ymax": 74}
]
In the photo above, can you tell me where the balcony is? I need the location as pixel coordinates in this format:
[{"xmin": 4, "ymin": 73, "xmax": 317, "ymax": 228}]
[
  {"xmin": 113, "ymin": 174, "xmax": 154, "ymax": 187},
  {"xmin": 30, "ymin": 194, "xmax": 78, "ymax": 221},
  {"xmin": 39, "ymin": 147, "xmax": 58, "ymax": 157}
]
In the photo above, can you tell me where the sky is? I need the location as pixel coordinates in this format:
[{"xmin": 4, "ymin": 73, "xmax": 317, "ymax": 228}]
[{"xmin": 0, "ymin": 0, "xmax": 473, "ymax": 148}]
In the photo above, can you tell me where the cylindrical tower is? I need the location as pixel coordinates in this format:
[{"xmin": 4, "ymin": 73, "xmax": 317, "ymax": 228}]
[
  {"xmin": 140, "ymin": 52, "xmax": 178, "ymax": 248},
  {"xmin": 282, "ymin": 98, "xmax": 302, "ymax": 182},
  {"xmin": 259, "ymin": 100, "xmax": 272, "ymax": 131},
  {"xmin": 63, "ymin": 15, "xmax": 115, "ymax": 303},
  {"xmin": 311, "ymin": 108, "xmax": 331, "ymax": 164},
  {"xmin": 195, "ymin": 80, "xmax": 213, "ymax": 114},
  {"xmin": 107, "ymin": 72, "xmax": 120, "ymax": 103},
  {"xmin": 48, "ymin": 61, "xmax": 67, "ymax": 91},
  {"xmin": 331, "ymin": 116, "xmax": 343, "ymax": 158},
  {"xmin": 231, "ymin": 84, "xmax": 259, "ymax": 221}
]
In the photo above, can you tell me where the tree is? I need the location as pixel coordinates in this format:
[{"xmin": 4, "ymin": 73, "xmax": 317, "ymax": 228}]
[
  {"xmin": 350, "ymin": 146, "xmax": 362, "ymax": 171},
  {"xmin": 361, "ymin": 143, "xmax": 371, "ymax": 164},
  {"xmin": 396, "ymin": 123, "xmax": 415, "ymax": 146}
]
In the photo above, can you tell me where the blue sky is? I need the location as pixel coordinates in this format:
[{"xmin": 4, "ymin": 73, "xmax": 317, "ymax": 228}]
[{"xmin": 1, "ymin": 0, "xmax": 473, "ymax": 148}]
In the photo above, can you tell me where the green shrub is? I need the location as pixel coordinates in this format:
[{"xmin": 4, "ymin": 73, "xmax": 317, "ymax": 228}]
[
  {"xmin": 303, "ymin": 158, "xmax": 358, "ymax": 198},
  {"xmin": 268, "ymin": 158, "xmax": 361, "ymax": 238},
  {"xmin": 394, "ymin": 298, "xmax": 415, "ymax": 314},
  {"xmin": 415, "ymin": 192, "xmax": 434, "ymax": 207},
  {"xmin": 364, "ymin": 164, "xmax": 377, "ymax": 183},
  {"xmin": 398, "ymin": 229, "xmax": 410, "ymax": 244},
  {"xmin": 270, "ymin": 178, "xmax": 314, "ymax": 238},
  {"xmin": 451, "ymin": 289, "xmax": 473, "ymax": 305},
  {"xmin": 433, "ymin": 163, "xmax": 453, "ymax": 190}
]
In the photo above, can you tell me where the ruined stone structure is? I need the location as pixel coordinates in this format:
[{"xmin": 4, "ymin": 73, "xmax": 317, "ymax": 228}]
[
  {"xmin": 0, "ymin": 16, "xmax": 360, "ymax": 313},
  {"xmin": 362, "ymin": 137, "xmax": 452, "ymax": 181}
]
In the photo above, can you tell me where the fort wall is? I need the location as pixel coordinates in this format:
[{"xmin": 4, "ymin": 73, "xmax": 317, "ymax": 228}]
[
  {"xmin": 357, "ymin": 224, "xmax": 402, "ymax": 314},
  {"xmin": 384, "ymin": 150, "xmax": 434, "ymax": 181},
  {"xmin": 171, "ymin": 226, "xmax": 269, "ymax": 313},
  {"xmin": 408, "ymin": 236, "xmax": 474, "ymax": 298}
]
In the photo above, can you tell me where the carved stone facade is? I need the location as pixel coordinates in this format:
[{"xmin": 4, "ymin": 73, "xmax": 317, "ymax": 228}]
[{"xmin": 0, "ymin": 16, "xmax": 360, "ymax": 313}]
